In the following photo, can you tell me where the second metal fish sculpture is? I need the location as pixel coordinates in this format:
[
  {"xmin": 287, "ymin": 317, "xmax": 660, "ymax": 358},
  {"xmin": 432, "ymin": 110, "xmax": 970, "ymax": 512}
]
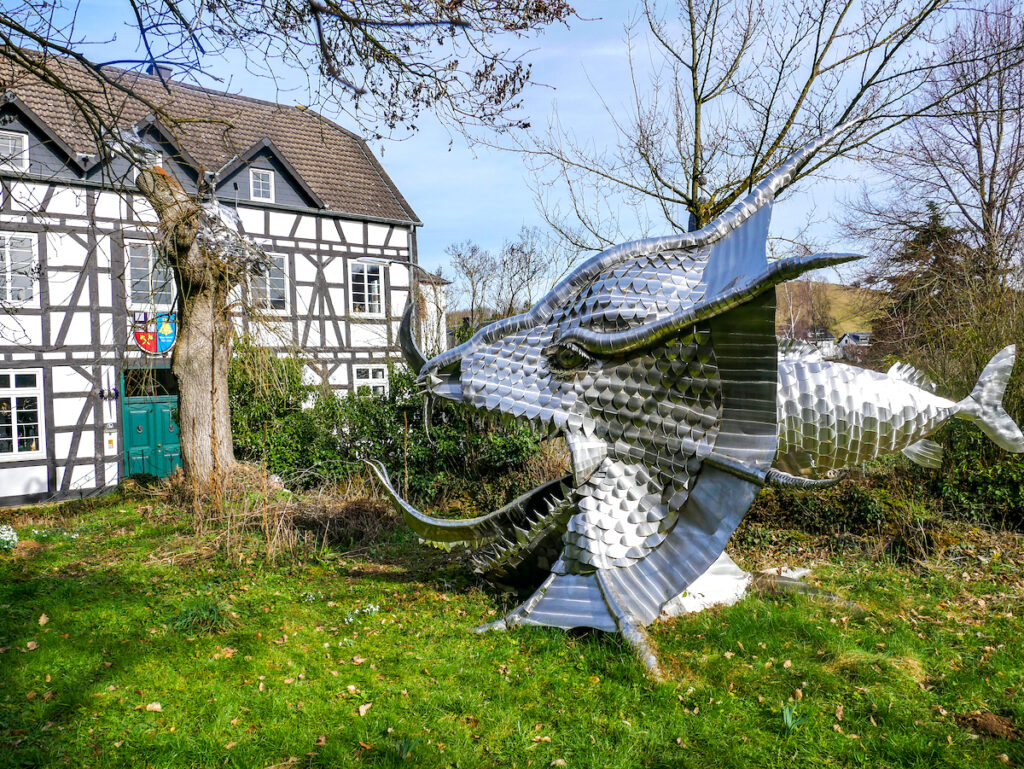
[{"xmin": 367, "ymin": 126, "xmax": 1024, "ymax": 676}]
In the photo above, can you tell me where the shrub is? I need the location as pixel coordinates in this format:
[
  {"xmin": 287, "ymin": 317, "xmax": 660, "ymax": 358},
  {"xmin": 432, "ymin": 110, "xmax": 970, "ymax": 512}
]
[{"xmin": 228, "ymin": 339, "xmax": 547, "ymax": 511}]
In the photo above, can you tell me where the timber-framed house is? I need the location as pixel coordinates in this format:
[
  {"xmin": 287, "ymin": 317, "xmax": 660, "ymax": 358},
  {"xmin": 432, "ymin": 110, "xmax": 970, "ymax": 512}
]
[{"xmin": 0, "ymin": 58, "xmax": 423, "ymax": 505}]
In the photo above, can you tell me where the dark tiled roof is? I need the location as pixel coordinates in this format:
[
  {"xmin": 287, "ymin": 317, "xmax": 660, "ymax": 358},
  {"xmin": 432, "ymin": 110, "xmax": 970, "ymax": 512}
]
[{"xmin": 0, "ymin": 56, "xmax": 420, "ymax": 224}]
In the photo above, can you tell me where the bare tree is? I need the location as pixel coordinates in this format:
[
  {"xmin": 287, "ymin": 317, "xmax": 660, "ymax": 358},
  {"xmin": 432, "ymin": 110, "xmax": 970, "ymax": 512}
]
[
  {"xmin": 514, "ymin": 0, "xmax": 1024, "ymax": 250},
  {"xmin": 446, "ymin": 240, "xmax": 497, "ymax": 331},
  {"xmin": 849, "ymin": 6, "xmax": 1024, "ymax": 402},
  {"xmin": 446, "ymin": 225, "xmax": 581, "ymax": 330},
  {"xmin": 1, "ymin": 1, "xmax": 574, "ymax": 143}
]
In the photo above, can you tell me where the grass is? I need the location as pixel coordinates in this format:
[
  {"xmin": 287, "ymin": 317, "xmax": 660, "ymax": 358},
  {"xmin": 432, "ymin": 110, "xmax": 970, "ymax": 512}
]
[{"xmin": 0, "ymin": 495, "xmax": 1021, "ymax": 768}]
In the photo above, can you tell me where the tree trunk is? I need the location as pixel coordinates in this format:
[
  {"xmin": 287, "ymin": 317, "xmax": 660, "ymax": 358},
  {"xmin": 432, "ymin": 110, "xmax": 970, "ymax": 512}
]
[
  {"xmin": 135, "ymin": 165, "xmax": 240, "ymax": 489},
  {"xmin": 173, "ymin": 277, "xmax": 235, "ymax": 485}
]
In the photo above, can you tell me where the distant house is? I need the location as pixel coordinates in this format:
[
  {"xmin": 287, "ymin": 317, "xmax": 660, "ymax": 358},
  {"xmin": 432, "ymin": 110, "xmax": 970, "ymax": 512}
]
[
  {"xmin": 805, "ymin": 328, "xmax": 835, "ymax": 342},
  {"xmin": 838, "ymin": 332, "xmax": 872, "ymax": 362}
]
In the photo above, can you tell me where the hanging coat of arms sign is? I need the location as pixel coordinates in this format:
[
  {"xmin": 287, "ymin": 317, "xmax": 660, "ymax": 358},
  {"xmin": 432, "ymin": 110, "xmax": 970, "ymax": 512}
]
[{"xmin": 133, "ymin": 312, "xmax": 177, "ymax": 355}]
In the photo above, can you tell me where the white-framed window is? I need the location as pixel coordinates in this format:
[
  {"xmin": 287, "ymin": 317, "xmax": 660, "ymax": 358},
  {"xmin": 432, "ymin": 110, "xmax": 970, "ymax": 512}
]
[
  {"xmin": 251, "ymin": 253, "xmax": 288, "ymax": 312},
  {"xmin": 126, "ymin": 241, "xmax": 174, "ymax": 308},
  {"xmin": 0, "ymin": 131, "xmax": 29, "ymax": 172},
  {"xmin": 0, "ymin": 232, "xmax": 36, "ymax": 304},
  {"xmin": 350, "ymin": 261, "xmax": 383, "ymax": 316},
  {"xmin": 0, "ymin": 369, "xmax": 44, "ymax": 459},
  {"xmin": 354, "ymin": 365, "xmax": 388, "ymax": 395},
  {"xmin": 250, "ymin": 168, "xmax": 275, "ymax": 203}
]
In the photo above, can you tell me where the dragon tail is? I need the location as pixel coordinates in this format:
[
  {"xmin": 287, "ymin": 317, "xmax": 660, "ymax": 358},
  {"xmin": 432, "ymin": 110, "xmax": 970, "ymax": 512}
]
[{"xmin": 956, "ymin": 345, "xmax": 1024, "ymax": 452}]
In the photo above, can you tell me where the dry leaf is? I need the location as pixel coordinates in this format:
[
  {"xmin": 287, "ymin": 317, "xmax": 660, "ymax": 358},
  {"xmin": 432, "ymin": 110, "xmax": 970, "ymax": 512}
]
[
  {"xmin": 794, "ymin": 688, "xmax": 803, "ymax": 701},
  {"xmin": 835, "ymin": 704, "xmax": 844, "ymax": 721},
  {"xmin": 26, "ymin": 691, "xmax": 36, "ymax": 701},
  {"xmin": 783, "ymin": 660, "xmax": 792, "ymax": 668},
  {"xmin": 358, "ymin": 702, "xmax": 372, "ymax": 717},
  {"xmin": 38, "ymin": 614, "xmax": 49, "ymax": 626},
  {"xmin": 352, "ymin": 656, "xmax": 366, "ymax": 665},
  {"xmin": 316, "ymin": 735, "xmax": 327, "ymax": 746},
  {"xmin": 230, "ymin": 718, "xmax": 239, "ymax": 726},
  {"xmin": 225, "ymin": 741, "xmax": 237, "ymax": 749},
  {"xmin": 284, "ymin": 678, "xmax": 295, "ymax": 685},
  {"xmin": 346, "ymin": 685, "xmax": 359, "ymax": 694},
  {"xmin": 26, "ymin": 641, "xmax": 38, "ymax": 651},
  {"xmin": 146, "ymin": 702, "xmax": 163, "ymax": 712},
  {"xmin": 551, "ymin": 761, "xmax": 567, "ymax": 767}
]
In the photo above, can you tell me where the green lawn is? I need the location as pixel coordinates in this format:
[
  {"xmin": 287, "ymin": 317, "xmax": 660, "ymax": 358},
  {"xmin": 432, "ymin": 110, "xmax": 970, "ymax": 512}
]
[{"xmin": 1, "ymin": 496, "xmax": 1021, "ymax": 768}]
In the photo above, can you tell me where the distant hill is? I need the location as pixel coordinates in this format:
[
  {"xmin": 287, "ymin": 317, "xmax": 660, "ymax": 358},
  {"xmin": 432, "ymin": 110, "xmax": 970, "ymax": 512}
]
[{"xmin": 776, "ymin": 281, "xmax": 880, "ymax": 338}]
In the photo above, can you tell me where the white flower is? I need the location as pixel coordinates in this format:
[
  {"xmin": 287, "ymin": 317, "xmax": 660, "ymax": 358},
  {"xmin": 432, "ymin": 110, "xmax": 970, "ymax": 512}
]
[{"xmin": 0, "ymin": 524, "xmax": 18, "ymax": 553}]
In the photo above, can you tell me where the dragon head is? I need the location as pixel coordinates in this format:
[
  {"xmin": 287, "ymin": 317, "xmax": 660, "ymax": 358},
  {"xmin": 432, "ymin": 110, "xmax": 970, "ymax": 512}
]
[{"xmin": 370, "ymin": 127, "xmax": 857, "ymax": 591}]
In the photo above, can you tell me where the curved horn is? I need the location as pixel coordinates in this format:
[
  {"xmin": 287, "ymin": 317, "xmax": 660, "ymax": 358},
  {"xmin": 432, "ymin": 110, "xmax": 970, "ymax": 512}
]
[
  {"xmin": 399, "ymin": 300, "xmax": 427, "ymax": 375},
  {"xmin": 364, "ymin": 459, "xmax": 572, "ymax": 550}
]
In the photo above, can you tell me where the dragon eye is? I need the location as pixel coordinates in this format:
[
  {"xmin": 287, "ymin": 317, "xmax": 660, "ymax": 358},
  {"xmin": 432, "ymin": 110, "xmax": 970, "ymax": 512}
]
[{"xmin": 546, "ymin": 342, "xmax": 592, "ymax": 372}]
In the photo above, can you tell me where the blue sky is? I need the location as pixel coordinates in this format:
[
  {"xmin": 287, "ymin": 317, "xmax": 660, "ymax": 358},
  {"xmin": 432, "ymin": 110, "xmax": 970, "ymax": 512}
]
[{"xmin": 69, "ymin": 1, "xmax": 862, "ymax": 280}]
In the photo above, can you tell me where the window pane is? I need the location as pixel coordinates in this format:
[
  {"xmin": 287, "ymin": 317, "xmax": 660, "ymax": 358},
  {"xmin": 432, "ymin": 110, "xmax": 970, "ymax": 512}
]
[
  {"xmin": 355, "ymin": 367, "xmax": 369, "ymax": 379},
  {"xmin": 14, "ymin": 373, "xmax": 36, "ymax": 388},
  {"xmin": 0, "ymin": 374, "xmax": 9, "ymax": 388},
  {"xmin": 269, "ymin": 255, "xmax": 286, "ymax": 310},
  {"xmin": 15, "ymin": 395, "xmax": 38, "ymax": 453},
  {"xmin": 0, "ymin": 133, "xmax": 25, "ymax": 168}
]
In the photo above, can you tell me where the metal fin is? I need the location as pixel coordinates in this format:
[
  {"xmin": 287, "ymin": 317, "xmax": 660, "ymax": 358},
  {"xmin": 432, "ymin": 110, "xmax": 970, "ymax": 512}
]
[
  {"xmin": 901, "ymin": 438, "xmax": 943, "ymax": 469},
  {"xmin": 887, "ymin": 361, "xmax": 937, "ymax": 393}
]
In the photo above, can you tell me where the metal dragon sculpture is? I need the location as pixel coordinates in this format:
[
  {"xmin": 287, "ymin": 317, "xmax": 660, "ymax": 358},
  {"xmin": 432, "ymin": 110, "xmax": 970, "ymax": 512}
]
[{"xmin": 367, "ymin": 127, "xmax": 1024, "ymax": 676}]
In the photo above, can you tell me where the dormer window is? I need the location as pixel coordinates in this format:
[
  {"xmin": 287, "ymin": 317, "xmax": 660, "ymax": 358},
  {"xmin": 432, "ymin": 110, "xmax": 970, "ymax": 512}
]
[
  {"xmin": 0, "ymin": 131, "xmax": 29, "ymax": 172},
  {"xmin": 250, "ymin": 168, "xmax": 275, "ymax": 202}
]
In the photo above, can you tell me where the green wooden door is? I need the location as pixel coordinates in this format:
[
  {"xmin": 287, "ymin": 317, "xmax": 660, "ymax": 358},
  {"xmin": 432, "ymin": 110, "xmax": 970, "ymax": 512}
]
[{"xmin": 123, "ymin": 395, "xmax": 181, "ymax": 478}]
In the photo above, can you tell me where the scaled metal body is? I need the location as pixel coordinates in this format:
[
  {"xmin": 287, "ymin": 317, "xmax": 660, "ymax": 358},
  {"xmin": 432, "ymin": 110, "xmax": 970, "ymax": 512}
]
[{"xmin": 369, "ymin": 127, "xmax": 1024, "ymax": 675}]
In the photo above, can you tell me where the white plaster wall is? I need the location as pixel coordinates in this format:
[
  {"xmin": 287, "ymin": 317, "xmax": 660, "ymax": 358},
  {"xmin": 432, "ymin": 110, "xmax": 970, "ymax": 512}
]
[
  {"xmin": 339, "ymin": 220, "xmax": 363, "ymax": 244},
  {"xmin": 51, "ymin": 367, "xmax": 91, "ymax": 394},
  {"xmin": 8, "ymin": 182, "xmax": 49, "ymax": 212},
  {"xmin": 294, "ymin": 253, "xmax": 318, "ymax": 283},
  {"xmin": 52, "ymin": 397, "xmax": 89, "ymax": 431},
  {"xmin": 47, "ymin": 187, "xmax": 88, "ymax": 217},
  {"xmin": 0, "ymin": 465, "xmax": 47, "ymax": 497},
  {"xmin": 268, "ymin": 211, "xmax": 293, "ymax": 236},
  {"xmin": 328, "ymin": 365, "xmax": 349, "ymax": 387},
  {"xmin": 294, "ymin": 216, "xmax": 316, "ymax": 240},
  {"xmin": 350, "ymin": 323, "xmax": 388, "ymax": 348},
  {"xmin": 389, "ymin": 263, "xmax": 410, "ymax": 288},
  {"xmin": 236, "ymin": 207, "xmax": 265, "ymax": 235},
  {"xmin": 95, "ymin": 192, "xmax": 126, "ymax": 221},
  {"xmin": 46, "ymin": 232, "xmax": 88, "ymax": 269},
  {"xmin": 390, "ymin": 228, "xmax": 409, "ymax": 249},
  {"xmin": 0, "ymin": 315, "xmax": 42, "ymax": 347},
  {"xmin": 366, "ymin": 223, "xmax": 390, "ymax": 246}
]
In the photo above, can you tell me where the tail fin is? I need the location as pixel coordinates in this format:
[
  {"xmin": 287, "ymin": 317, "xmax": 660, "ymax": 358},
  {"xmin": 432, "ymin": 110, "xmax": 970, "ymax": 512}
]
[{"xmin": 956, "ymin": 345, "xmax": 1024, "ymax": 452}]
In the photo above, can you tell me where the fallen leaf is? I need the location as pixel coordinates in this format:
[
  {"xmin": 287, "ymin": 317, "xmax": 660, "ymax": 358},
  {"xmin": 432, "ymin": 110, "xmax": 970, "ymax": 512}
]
[
  {"xmin": 38, "ymin": 614, "xmax": 49, "ymax": 626},
  {"xmin": 26, "ymin": 641, "xmax": 38, "ymax": 651},
  {"xmin": 358, "ymin": 741, "xmax": 373, "ymax": 750},
  {"xmin": 836, "ymin": 704, "xmax": 844, "ymax": 722},
  {"xmin": 225, "ymin": 741, "xmax": 237, "ymax": 749},
  {"xmin": 230, "ymin": 718, "xmax": 239, "ymax": 726},
  {"xmin": 347, "ymin": 685, "xmax": 359, "ymax": 694},
  {"xmin": 113, "ymin": 741, "xmax": 123, "ymax": 748},
  {"xmin": 794, "ymin": 688, "xmax": 803, "ymax": 701},
  {"xmin": 316, "ymin": 735, "xmax": 327, "ymax": 746},
  {"xmin": 146, "ymin": 702, "xmax": 163, "ymax": 712},
  {"xmin": 26, "ymin": 691, "xmax": 36, "ymax": 701},
  {"xmin": 724, "ymin": 651, "xmax": 735, "ymax": 659},
  {"xmin": 284, "ymin": 678, "xmax": 295, "ymax": 685},
  {"xmin": 352, "ymin": 656, "xmax": 366, "ymax": 665},
  {"xmin": 551, "ymin": 761, "xmax": 567, "ymax": 767},
  {"xmin": 783, "ymin": 660, "xmax": 792, "ymax": 669},
  {"xmin": 358, "ymin": 702, "xmax": 372, "ymax": 717}
]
